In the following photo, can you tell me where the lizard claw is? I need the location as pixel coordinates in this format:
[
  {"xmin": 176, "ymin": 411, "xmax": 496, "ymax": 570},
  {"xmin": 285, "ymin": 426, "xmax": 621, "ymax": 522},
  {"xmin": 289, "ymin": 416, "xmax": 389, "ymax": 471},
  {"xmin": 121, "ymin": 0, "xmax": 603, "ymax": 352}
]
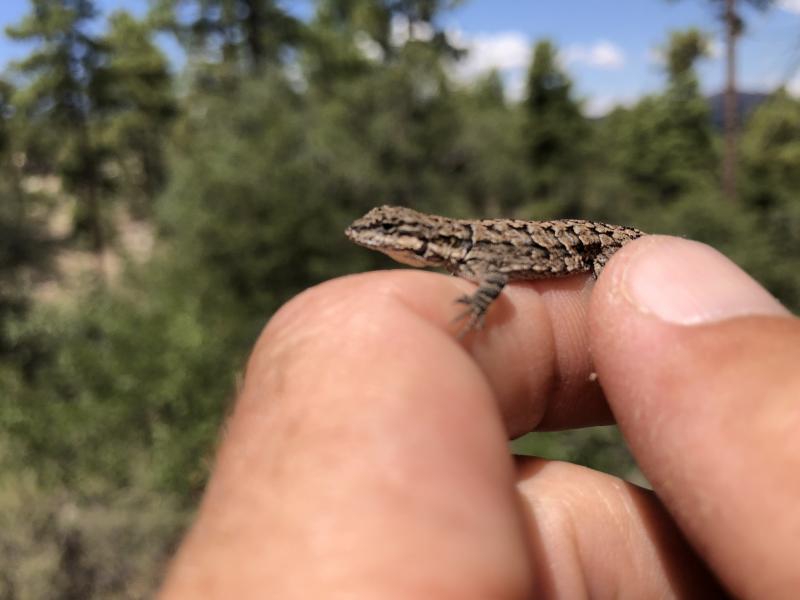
[
  {"xmin": 452, "ymin": 294, "xmax": 486, "ymax": 338},
  {"xmin": 454, "ymin": 294, "xmax": 472, "ymax": 306}
]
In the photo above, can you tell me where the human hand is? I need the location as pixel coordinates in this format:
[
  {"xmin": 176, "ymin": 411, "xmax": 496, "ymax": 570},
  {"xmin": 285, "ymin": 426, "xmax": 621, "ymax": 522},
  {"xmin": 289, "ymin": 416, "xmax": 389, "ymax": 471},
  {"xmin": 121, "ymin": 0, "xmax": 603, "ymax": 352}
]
[{"xmin": 160, "ymin": 236, "xmax": 797, "ymax": 599}]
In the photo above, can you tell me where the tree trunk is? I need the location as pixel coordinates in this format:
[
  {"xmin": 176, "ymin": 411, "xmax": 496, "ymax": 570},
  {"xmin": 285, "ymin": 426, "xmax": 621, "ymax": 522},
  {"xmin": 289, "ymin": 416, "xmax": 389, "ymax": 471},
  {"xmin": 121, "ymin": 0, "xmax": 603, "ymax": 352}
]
[
  {"xmin": 76, "ymin": 119, "xmax": 106, "ymax": 279},
  {"xmin": 244, "ymin": 0, "xmax": 265, "ymax": 71},
  {"xmin": 86, "ymin": 176, "xmax": 105, "ymax": 274},
  {"xmin": 722, "ymin": 0, "xmax": 738, "ymax": 202}
]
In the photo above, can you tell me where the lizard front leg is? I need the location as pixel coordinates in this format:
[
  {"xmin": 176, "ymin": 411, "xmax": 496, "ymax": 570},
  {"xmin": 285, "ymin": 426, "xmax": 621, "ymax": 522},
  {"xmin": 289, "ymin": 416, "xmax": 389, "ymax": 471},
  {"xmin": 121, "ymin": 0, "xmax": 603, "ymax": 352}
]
[
  {"xmin": 591, "ymin": 241, "xmax": 626, "ymax": 278},
  {"xmin": 454, "ymin": 271, "xmax": 508, "ymax": 335}
]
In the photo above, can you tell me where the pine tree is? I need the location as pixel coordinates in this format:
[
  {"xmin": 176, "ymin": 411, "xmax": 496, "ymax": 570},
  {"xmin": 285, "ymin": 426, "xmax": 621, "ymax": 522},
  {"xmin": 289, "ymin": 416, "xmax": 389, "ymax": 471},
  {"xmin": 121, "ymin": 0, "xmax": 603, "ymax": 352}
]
[
  {"xmin": 101, "ymin": 10, "xmax": 176, "ymax": 214},
  {"xmin": 0, "ymin": 79, "xmax": 24, "ymax": 224},
  {"xmin": 304, "ymin": 0, "xmax": 468, "ymax": 217},
  {"xmin": 659, "ymin": 29, "xmax": 716, "ymax": 196},
  {"xmin": 451, "ymin": 71, "xmax": 528, "ymax": 216},
  {"xmin": 0, "ymin": 79, "xmax": 36, "ymax": 363},
  {"xmin": 600, "ymin": 29, "xmax": 715, "ymax": 207},
  {"xmin": 741, "ymin": 90, "xmax": 800, "ymax": 211},
  {"xmin": 150, "ymin": 0, "xmax": 302, "ymax": 75},
  {"xmin": 668, "ymin": 0, "xmax": 776, "ymax": 201},
  {"xmin": 314, "ymin": 0, "xmax": 462, "ymax": 57},
  {"xmin": 522, "ymin": 39, "xmax": 588, "ymax": 216},
  {"xmin": 7, "ymin": 0, "xmax": 110, "ymax": 266},
  {"xmin": 741, "ymin": 90, "xmax": 800, "ymax": 308},
  {"xmin": 307, "ymin": 0, "xmax": 462, "ymax": 93}
]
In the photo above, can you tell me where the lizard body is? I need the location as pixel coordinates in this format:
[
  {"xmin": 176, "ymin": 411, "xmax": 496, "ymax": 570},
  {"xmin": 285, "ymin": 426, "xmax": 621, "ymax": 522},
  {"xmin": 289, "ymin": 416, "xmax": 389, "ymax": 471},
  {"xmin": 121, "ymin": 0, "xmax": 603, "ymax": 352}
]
[{"xmin": 345, "ymin": 205, "xmax": 646, "ymax": 332}]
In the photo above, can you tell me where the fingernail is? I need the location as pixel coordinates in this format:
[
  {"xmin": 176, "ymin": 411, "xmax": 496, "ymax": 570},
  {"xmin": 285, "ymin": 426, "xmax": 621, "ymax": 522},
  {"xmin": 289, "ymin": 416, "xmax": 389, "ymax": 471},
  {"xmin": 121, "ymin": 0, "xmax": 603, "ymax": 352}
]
[{"xmin": 621, "ymin": 237, "xmax": 789, "ymax": 325}]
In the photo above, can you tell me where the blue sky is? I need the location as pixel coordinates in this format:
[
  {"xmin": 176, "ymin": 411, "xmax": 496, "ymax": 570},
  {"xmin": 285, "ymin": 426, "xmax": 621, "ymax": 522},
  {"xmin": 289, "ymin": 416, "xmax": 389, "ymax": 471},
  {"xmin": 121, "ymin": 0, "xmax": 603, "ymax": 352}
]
[{"xmin": 1, "ymin": 0, "xmax": 798, "ymax": 114}]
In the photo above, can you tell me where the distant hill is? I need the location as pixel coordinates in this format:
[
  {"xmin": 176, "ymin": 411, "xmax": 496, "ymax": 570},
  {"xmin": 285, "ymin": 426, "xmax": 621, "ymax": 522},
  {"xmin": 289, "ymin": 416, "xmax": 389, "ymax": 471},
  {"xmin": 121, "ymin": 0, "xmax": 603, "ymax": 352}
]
[
  {"xmin": 707, "ymin": 91, "xmax": 771, "ymax": 130},
  {"xmin": 591, "ymin": 90, "xmax": 772, "ymax": 124}
]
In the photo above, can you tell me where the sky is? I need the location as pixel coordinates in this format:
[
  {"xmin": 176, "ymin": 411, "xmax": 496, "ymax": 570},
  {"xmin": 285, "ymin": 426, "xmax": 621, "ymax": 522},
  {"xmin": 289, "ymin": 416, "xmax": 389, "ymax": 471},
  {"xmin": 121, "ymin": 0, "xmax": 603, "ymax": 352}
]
[{"xmin": 0, "ymin": 0, "xmax": 798, "ymax": 115}]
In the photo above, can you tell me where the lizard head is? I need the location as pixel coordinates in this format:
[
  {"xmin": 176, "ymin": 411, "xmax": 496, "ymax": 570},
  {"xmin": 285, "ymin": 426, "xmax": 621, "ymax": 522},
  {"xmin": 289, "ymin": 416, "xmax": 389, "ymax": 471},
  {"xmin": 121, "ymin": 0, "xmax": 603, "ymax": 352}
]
[{"xmin": 345, "ymin": 205, "xmax": 466, "ymax": 268}]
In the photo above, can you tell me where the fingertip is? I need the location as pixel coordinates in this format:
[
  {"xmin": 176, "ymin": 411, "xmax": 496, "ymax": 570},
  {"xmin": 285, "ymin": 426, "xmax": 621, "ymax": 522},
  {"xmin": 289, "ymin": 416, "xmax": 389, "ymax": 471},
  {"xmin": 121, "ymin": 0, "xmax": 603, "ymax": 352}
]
[
  {"xmin": 515, "ymin": 459, "xmax": 723, "ymax": 598},
  {"xmin": 587, "ymin": 235, "xmax": 800, "ymax": 598},
  {"xmin": 594, "ymin": 235, "xmax": 789, "ymax": 326}
]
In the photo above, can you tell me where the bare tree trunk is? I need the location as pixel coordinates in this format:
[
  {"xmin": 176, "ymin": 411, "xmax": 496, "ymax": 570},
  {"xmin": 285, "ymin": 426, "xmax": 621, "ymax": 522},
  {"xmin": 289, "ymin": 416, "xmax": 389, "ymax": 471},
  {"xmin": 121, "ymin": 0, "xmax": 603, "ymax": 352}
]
[
  {"xmin": 76, "ymin": 119, "xmax": 106, "ymax": 279},
  {"xmin": 85, "ymin": 176, "xmax": 106, "ymax": 278},
  {"xmin": 723, "ymin": 0, "xmax": 738, "ymax": 202},
  {"xmin": 58, "ymin": 527, "xmax": 96, "ymax": 600},
  {"xmin": 9, "ymin": 158, "xmax": 26, "ymax": 228},
  {"xmin": 244, "ymin": 0, "xmax": 265, "ymax": 71}
]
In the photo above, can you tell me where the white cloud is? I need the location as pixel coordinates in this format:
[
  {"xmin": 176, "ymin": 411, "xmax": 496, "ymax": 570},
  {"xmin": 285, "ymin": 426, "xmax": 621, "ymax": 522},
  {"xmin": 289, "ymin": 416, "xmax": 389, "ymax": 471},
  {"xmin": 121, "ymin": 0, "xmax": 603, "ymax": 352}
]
[
  {"xmin": 354, "ymin": 15, "xmax": 435, "ymax": 61},
  {"xmin": 647, "ymin": 46, "xmax": 665, "ymax": 66},
  {"xmin": 390, "ymin": 15, "xmax": 435, "ymax": 46},
  {"xmin": 706, "ymin": 38, "xmax": 723, "ymax": 59},
  {"xmin": 788, "ymin": 73, "xmax": 800, "ymax": 96},
  {"xmin": 778, "ymin": 0, "xmax": 800, "ymax": 14},
  {"xmin": 450, "ymin": 30, "xmax": 532, "ymax": 80},
  {"xmin": 563, "ymin": 40, "xmax": 625, "ymax": 70},
  {"xmin": 434, "ymin": 30, "xmax": 627, "ymax": 81},
  {"xmin": 737, "ymin": 68, "xmax": 800, "ymax": 95},
  {"xmin": 442, "ymin": 30, "xmax": 634, "ymax": 108},
  {"xmin": 447, "ymin": 30, "xmax": 533, "ymax": 101},
  {"xmin": 284, "ymin": 62, "xmax": 307, "ymax": 92},
  {"xmin": 504, "ymin": 70, "xmax": 528, "ymax": 102},
  {"xmin": 584, "ymin": 93, "xmax": 638, "ymax": 118},
  {"xmin": 354, "ymin": 31, "xmax": 385, "ymax": 62}
]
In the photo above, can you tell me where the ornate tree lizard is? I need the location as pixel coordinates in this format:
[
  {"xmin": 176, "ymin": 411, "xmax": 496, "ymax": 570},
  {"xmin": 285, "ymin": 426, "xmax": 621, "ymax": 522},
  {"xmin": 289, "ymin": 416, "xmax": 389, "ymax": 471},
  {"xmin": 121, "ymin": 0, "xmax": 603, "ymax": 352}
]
[{"xmin": 346, "ymin": 206, "xmax": 646, "ymax": 333}]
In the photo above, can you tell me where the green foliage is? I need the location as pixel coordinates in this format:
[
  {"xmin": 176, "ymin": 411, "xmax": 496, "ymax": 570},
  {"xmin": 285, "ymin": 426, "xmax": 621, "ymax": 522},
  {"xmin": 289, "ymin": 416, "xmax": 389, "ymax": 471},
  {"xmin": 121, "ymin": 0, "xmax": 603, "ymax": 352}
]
[
  {"xmin": 512, "ymin": 427, "xmax": 640, "ymax": 482},
  {"xmin": 313, "ymin": 0, "xmax": 463, "ymax": 60},
  {"xmin": 664, "ymin": 28, "xmax": 709, "ymax": 79},
  {"xmin": 150, "ymin": 0, "xmax": 303, "ymax": 75},
  {"xmin": 451, "ymin": 71, "xmax": 528, "ymax": 215},
  {"xmin": 303, "ymin": 40, "xmax": 469, "ymax": 219},
  {"xmin": 7, "ymin": 0, "xmax": 111, "ymax": 253},
  {"xmin": 1, "ymin": 5, "xmax": 799, "ymax": 596},
  {"xmin": 101, "ymin": 11, "xmax": 176, "ymax": 214},
  {"xmin": 741, "ymin": 90, "xmax": 800, "ymax": 307},
  {"xmin": 7, "ymin": 3, "xmax": 176, "ymax": 254},
  {"xmin": 2, "ymin": 268, "xmax": 235, "ymax": 499},
  {"xmin": 0, "ymin": 81, "xmax": 52, "ymax": 381},
  {"xmin": 0, "ymin": 447, "xmax": 186, "ymax": 599},
  {"xmin": 668, "ymin": 0, "xmax": 777, "ymax": 32},
  {"xmin": 160, "ymin": 74, "xmax": 355, "ymax": 323},
  {"xmin": 589, "ymin": 29, "xmax": 715, "ymax": 212},
  {"xmin": 522, "ymin": 40, "xmax": 588, "ymax": 215},
  {"xmin": 741, "ymin": 90, "xmax": 800, "ymax": 210}
]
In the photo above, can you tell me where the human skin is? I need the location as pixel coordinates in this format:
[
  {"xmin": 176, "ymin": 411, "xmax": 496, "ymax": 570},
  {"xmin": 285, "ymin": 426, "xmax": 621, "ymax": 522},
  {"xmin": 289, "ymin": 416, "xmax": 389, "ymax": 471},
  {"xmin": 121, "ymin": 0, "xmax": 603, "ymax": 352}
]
[{"xmin": 160, "ymin": 236, "xmax": 798, "ymax": 599}]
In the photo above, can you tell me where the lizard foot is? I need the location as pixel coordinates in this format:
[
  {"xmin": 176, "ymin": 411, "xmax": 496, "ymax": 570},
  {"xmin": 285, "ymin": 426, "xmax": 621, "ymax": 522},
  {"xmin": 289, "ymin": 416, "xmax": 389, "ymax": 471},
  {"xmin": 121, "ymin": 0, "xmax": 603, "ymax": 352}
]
[
  {"xmin": 450, "ymin": 272, "xmax": 508, "ymax": 339},
  {"xmin": 453, "ymin": 294, "xmax": 487, "ymax": 338}
]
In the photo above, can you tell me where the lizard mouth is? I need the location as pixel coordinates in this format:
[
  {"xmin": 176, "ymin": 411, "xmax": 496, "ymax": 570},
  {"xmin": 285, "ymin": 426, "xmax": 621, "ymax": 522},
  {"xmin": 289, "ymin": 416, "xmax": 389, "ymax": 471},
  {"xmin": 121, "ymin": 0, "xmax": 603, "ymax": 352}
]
[
  {"xmin": 344, "ymin": 226, "xmax": 370, "ymax": 245},
  {"xmin": 383, "ymin": 248, "xmax": 430, "ymax": 267},
  {"xmin": 344, "ymin": 226, "xmax": 375, "ymax": 248}
]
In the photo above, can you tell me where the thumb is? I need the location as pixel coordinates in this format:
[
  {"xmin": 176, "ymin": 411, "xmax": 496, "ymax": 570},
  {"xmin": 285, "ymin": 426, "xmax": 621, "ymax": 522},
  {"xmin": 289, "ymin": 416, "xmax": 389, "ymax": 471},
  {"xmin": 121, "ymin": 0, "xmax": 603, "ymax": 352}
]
[{"xmin": 589, "ymin": 236, "xmax": 799, "ymax": 600}]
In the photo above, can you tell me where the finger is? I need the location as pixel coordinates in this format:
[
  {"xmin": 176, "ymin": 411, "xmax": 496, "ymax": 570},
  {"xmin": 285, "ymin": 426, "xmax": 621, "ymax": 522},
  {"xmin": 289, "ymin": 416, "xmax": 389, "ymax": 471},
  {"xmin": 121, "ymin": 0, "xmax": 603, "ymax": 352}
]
[
  {"xmin": 515, "ymin": 459, "xmax": 725, "ymax": 597},
  {"xmin": 372, "ymin": 269, "xmax": 614, "ymax": 433},
  {"xmin": 163, "ymin": 271, "xmax": 539, "ymax": 598},
  {"xmin": 161, "ymin": 265, "xmax": 633, "ymax": 598},
  {"xmin": 589, "ymin": 236, "xmax": 798, "ymax": 598}
]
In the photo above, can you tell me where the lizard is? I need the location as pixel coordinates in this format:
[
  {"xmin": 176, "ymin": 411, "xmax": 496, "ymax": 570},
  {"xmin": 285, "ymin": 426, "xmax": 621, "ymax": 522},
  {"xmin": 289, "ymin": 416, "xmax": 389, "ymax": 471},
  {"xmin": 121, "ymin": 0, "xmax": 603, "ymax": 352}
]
[{"xmin": 345, "ymin": 205, "xmax": 646, "ymax": 334}]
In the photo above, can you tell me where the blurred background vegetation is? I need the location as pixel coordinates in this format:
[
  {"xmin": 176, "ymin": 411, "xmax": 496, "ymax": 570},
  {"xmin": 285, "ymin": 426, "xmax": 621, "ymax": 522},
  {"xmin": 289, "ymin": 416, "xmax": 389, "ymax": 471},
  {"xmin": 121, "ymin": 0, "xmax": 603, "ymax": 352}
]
[{"xmin": 0, "ymin": 0, "xmax": 798, "ymax": 596}]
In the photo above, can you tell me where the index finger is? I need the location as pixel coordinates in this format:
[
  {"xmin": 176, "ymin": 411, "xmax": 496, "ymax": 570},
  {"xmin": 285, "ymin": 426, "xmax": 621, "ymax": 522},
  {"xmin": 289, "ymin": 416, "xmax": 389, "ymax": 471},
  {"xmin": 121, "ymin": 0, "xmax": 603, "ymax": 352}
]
[
  {"xmin": 341, "ymin": 269, "xmax": 614, "ymax": 435},
  {"xmin": 161, "ymin": 268, "xmax": 611, "ymax": 597}
]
